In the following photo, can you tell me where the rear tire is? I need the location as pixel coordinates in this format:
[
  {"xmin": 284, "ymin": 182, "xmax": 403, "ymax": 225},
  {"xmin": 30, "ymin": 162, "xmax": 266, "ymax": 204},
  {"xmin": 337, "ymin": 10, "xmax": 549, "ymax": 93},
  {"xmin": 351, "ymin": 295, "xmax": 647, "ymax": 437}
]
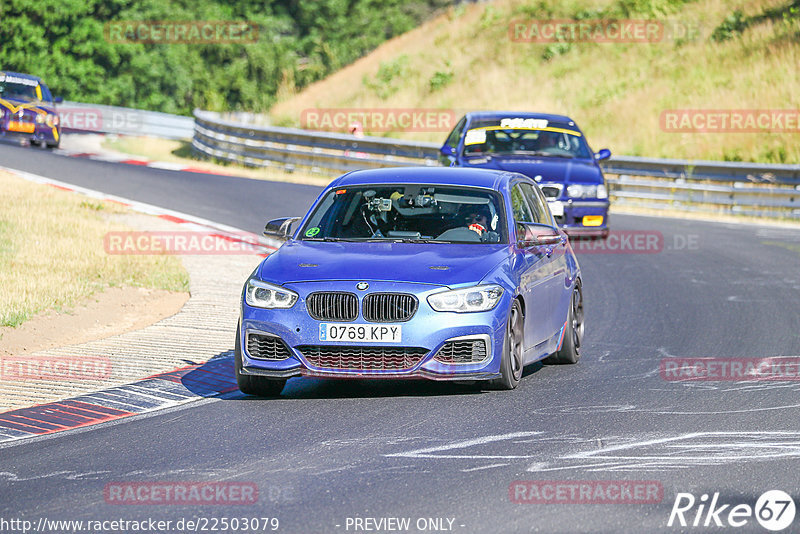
[
  {"xmin": 544, "ymin": 281, "xmax": 583, "ymax": 365},
  {"xmin": 235, "ymin": 325, "xmax": 286, "ymax": 396},
  {"xmin": 488, "ymin": 300, "xmax": 524, "ymax": 390}
]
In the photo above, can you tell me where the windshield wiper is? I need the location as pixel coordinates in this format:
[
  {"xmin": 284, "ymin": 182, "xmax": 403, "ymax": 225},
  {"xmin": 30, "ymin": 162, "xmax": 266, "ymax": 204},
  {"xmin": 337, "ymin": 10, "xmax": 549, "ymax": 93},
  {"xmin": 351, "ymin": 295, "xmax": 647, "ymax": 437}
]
[{"xmin": 511, "ymin": 150, "xmax": 575, "ymax": 158}]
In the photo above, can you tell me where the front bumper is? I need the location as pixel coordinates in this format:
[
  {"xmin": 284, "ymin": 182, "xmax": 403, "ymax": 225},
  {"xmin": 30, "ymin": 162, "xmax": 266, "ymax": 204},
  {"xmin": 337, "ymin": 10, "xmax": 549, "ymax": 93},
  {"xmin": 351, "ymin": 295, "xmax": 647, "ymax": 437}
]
[
  {"xmin": 0, "ymin": 123, "xmax": 60, "ymax": 145},
  {"xmin": 240, "ymin": 280, "xmax": 509, "ymax": 381},
  {"xmin": 549, "ymin": 199, "xmax": 610, "ymax": 238}
]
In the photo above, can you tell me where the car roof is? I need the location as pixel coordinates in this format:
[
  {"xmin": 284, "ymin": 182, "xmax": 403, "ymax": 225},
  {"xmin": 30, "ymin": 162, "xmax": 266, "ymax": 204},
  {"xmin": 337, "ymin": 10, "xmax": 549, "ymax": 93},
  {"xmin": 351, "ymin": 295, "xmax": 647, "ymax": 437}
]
[
  {"xmin": 329, "ymin": 166, "xmax": 520, "ymax": 191},
  {"xmin": 0, "ymin": 71, "xmax": 44, "ymax": 83},
  {"xmin": 465, "ymin": 110, "xmax": 576, "ymax": 125}
]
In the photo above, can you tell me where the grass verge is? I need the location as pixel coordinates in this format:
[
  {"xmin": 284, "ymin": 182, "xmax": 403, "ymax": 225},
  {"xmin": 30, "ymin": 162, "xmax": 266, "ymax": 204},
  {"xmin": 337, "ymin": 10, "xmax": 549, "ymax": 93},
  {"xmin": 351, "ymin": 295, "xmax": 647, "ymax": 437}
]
[{"xmin": 0, "ymin": 170, "xmax": 189, "ymax": 327}]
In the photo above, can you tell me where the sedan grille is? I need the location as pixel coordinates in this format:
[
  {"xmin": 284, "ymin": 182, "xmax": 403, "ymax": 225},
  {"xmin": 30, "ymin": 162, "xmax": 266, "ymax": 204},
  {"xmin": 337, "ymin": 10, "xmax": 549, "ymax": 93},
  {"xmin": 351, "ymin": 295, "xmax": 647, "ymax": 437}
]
[
  {"xmin": 541, "ymin": 184, "xmax": 563, "ymax": 199},
  {"xmin": 298, "ymin": 345, "xmax": 427, "ymax": 371},
  {"xmin": 433, "ymin": 339, "xmax": 488, "ymax": 364},
  {"xmin": 246, "ymin": 333, "xmax": 291, "ymax": 360},
  {"xmin": 306, "ymin": 292, "xmax": 358, "ymax": 322},
  {"xmin": 362, "ymin": 293, "xmax": 418, "ymax": 322}
]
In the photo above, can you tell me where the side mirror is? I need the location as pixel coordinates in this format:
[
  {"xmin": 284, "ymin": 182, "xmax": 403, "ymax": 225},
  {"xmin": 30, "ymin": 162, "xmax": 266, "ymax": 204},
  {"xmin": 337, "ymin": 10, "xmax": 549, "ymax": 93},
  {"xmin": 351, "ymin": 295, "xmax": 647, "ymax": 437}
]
[
  {"xmin": 54, "ymin": 96, "xmax": 63, "ymax": 104},
  {"xmin": 264, "ymin": 217, "xmax": 300, "ymax": 241},
  {"xmin": 534, "ymin": 234, "xmax": 561, "ymax": 246},
  {"xmin": 595, "ymin": 148, "xmax": 611, "ymax": 161},
  {"xmin": 440, "ymin": 145, "xmax": 455, "ymax": 157},
  {"xmin": 516, "ymin": 222, "xmax": 564, "ymax": 249}
]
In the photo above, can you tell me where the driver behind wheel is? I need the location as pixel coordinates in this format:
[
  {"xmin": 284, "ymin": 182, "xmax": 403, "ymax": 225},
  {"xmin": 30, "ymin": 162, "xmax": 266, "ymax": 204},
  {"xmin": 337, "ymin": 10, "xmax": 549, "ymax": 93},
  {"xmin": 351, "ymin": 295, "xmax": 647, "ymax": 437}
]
[{"xmin": 465, "ymin": 204, "xmax": 493, "ymax": 237}]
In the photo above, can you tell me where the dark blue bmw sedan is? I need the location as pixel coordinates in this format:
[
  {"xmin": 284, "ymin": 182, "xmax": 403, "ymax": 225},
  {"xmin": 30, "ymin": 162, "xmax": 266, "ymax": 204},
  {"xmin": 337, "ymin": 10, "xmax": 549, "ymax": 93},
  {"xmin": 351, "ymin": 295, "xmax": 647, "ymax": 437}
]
[
  {"xmin": 440, "ymin": 111, "xmax": 611, "ymax": 238},
  {"xmin": 236, "ymin": 167, "xmax": 583, "ymax": 396}
]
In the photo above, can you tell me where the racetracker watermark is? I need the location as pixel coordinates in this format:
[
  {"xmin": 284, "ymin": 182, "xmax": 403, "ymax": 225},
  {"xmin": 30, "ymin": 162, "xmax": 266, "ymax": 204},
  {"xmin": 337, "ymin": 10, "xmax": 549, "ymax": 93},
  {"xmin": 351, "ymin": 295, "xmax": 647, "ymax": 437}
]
[
  {"xmin": 104, "ymin": 482, "xmax": 258, "ymax": 505},
  {"xmin": 104, "ymin": 21, "xmax": 259, "ymax": 44},
  {"xmin": 0, "ymin": 356, "xmax": 111, "ymax": 381},
  {"xmin": 570, "ymin": 231, "xmax": 698, "ymax": 254},
  {"xmin": 660, "ymin": 109, "xmax": 800, "ymax": 133},
  {"xmin": 104, "ymin": 231, "xmax": 265, "ymax": 255},
  {"xmin": 510, "ymin": 480, "xmax": 663, "ymax": 504},
  {"xmin": 58, "ymin": 108, "xmax": 143, "ymax": 134},
  {"xmin": 509, "ymin": 19, "xmax": 701, "ymax": 43},
  {"xmin": 300, "ymin": 108, "xmax": 458, "ymax": 133},
  {"xmin": 661, "ymin": 357, "xmax": 800, "ymax": 381}
]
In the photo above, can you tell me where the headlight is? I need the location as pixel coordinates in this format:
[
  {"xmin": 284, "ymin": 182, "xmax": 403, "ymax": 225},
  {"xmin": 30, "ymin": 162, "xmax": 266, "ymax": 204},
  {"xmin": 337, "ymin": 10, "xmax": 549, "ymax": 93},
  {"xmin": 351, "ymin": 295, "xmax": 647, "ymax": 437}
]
[
  {"xmin": 245, "ymin": 279, "xmax": 298, "ymax": 309},
  {"xmin": 427, "ymin": 285, "xmax": 504, "ymax": 313},
  {"xmin": 45, "ymin": 114, "xmax": 59, "ymax": 127},
  {"xmin": 567, "ymin": 184, "xmax": 605, "ymax": 199},
  {"xmin": 35, "ymin": 114, "xmax": 45, "ymax": 124}
]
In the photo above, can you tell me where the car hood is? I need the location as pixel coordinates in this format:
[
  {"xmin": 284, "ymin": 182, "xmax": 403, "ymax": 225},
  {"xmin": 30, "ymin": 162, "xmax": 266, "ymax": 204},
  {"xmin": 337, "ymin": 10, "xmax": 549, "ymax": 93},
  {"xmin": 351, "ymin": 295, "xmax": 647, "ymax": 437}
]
[
  {"xmin": 258, "ymin": 240, "xmax": 510, "ymax": 288},
  {"xmin": 0, "ymin": 97, "xmax": 56, "ymax": 114},
  {"xmin": 464, "ymin": 156, "xmax": 602, "ymax": 184}
]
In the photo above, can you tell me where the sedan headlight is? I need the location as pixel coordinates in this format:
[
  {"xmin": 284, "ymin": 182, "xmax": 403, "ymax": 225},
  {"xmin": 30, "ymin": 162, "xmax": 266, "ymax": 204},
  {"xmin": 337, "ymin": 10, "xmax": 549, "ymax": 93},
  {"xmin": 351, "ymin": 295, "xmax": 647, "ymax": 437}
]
[
  {"xmin": 428, "ymin": 285, "xmax": 504, "ymax": 313},
  {"xmin": 566, "ymin": 184, "xmax": 609, "ymax": 199},
  {"xmin": 45, "ymin": 114, "xmax": 59, "ymax": 127},
  {"xmin": 35, "ymin": 114, "xmax": 45, "ymax": 124},
  {"xmin": 245, "ymin": 279, "xmax": 298, "ymax": 309}
]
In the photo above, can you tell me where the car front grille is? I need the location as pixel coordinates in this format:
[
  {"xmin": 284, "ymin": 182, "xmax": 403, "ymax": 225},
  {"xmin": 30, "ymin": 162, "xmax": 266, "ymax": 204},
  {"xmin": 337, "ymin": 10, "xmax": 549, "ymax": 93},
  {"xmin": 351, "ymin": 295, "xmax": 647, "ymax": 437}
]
[
  {"xmin": 433, "ymin": 339, "xmax": 488, "ymax": 364},
  {"xmin": 298, "ymin": 345, "xmax": 428, "ymax": 371},
  {"xmin": 246, "ymin": 332, "xmax": 291, "ymax": 360},
  {"xmin": 541, "ymin": 184, "xmax": 563, "ymax": 199},
  {"xmin": 362, "ymin": 293, "xmax": 418, "ymax": 322},
  {"xmin": 306, "ymin": 292, "xmax": 358, "ymax": 322}
]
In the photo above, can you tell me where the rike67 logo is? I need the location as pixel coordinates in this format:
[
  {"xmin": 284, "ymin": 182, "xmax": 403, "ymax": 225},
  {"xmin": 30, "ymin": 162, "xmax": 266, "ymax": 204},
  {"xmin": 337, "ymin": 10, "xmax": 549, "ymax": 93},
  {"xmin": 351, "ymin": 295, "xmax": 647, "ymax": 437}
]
[{"xmin": 668, "ymin": 490, "xmax": 796, "ymax": 531}]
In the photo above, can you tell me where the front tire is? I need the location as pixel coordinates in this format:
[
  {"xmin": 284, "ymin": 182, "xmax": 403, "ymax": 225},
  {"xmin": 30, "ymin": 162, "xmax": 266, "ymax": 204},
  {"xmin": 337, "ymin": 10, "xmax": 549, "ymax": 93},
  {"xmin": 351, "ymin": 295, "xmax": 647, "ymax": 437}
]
[
  {"xmin": 544, "ymin": 281, "xmax": 583, "ymax": 365},
  {"xmin": 235, "ymin": 325, "xmax": 286, "ymax": 396},
  {"xmin": 489, "ymin": 300, "xmax": 524, "ymax": 390}
]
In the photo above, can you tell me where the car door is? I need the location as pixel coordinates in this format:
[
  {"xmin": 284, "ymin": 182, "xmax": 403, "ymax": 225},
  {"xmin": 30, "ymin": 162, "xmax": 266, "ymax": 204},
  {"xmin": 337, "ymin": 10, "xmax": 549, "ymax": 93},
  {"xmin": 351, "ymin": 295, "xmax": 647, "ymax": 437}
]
[
  {"xmin": 510, "ymin": 181, "xmax": 557, "ymax": 351},
  {"xmin": 520, "ymin": 182, "xmax": 570, "ymax": 339}
]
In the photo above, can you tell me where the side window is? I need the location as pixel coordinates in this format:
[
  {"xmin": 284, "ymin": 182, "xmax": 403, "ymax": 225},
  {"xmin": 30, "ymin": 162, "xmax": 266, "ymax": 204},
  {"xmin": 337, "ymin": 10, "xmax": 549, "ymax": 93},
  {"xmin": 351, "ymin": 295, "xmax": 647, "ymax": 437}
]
[
  {"xmin": 446, "ymin": 117, "xmax": 466, "ymax": 148},
  {"xmin": 511, "ymin": 184, "xmax": 534, "ymax": 223},
  {"xmin": 40, "ymin": 84, "xmax": 53, "ymax": 103},
  {"xmin": 519, "ymin": 183, "xmax": 549, "ymax": 225}
]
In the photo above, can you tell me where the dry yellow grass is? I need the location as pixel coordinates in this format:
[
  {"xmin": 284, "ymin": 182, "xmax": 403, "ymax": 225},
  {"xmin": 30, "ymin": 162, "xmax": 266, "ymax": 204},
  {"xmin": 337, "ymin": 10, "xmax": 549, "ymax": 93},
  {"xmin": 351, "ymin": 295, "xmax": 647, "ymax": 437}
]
[
  {"xmin": 0, "ymin": 171, "xmax": 189, "ymax": 327},
  {"xmin": 270, "ymin": 0, "xmax": 800, "ymax": 163}
]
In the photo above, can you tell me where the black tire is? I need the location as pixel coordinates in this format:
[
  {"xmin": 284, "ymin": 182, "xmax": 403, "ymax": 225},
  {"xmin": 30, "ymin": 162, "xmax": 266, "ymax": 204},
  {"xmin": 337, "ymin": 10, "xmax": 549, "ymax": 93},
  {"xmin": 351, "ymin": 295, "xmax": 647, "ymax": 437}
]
[
  {"xmin": 488, "ymin": 299, "xmax": 524, "ymax": 390},
  {"xmin": 544, "ymin": 281, "xmax": 584, "ymax": 365},
  {"xmin": 234, "ymin": 325, "xmax": 286, "ymax": 396},
  {"xmin": 46, "ymin": 142, "xmax": 59, "ymax": 149}
]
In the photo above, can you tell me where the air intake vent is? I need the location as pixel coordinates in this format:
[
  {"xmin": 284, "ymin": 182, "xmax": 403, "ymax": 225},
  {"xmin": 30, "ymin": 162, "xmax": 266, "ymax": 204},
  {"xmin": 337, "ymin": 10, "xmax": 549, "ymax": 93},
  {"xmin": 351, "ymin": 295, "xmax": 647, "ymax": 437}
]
[
  {"xmin": 362, "ymin": 293, "xmax": 418, "ymax": 323},
  {"xmin": 306, "ymin": 292, "xmax": 358, "ymax": 322},
  {"xmin": 298, "ymin": 345, "xmax": 427, "ymax": 371},
  {"xmin": 433, "ymin": 338, "xmax": 488, "ymax": 364},
  {"xmin": 246, "ymin": 333, "xmax": 291, "ymax": 360}
]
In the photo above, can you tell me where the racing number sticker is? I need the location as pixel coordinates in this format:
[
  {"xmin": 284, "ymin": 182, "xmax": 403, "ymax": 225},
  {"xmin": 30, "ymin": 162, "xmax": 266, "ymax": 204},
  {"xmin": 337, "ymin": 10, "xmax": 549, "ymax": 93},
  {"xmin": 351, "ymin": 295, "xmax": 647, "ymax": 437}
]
[{"xmin": 464, "ymin": 129, "xmax": 487, "ymax": 146}]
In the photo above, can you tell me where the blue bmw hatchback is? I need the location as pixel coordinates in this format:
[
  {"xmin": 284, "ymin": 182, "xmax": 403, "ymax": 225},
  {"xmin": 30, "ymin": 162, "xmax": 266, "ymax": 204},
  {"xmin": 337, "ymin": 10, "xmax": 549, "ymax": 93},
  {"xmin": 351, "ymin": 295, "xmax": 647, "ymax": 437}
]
[
  {"xmin": 236, "ymin": 167, "xmax": 583, "ymax": 395},
  {"xmin": 441, "ymin": 112, "xmax": 611, "ymax": 238}
]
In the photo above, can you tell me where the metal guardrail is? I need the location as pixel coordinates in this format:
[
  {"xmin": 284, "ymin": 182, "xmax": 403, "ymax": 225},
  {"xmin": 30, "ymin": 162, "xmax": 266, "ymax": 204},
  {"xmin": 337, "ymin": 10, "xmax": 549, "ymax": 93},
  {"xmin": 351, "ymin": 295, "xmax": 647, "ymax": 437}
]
[
  {"xmin": 192, "ymin": 109, "xmax": 800, "ymax": 219},
  {"xmin": 60, "ymin": 101, "xmax": 194, "ymax": 139}
]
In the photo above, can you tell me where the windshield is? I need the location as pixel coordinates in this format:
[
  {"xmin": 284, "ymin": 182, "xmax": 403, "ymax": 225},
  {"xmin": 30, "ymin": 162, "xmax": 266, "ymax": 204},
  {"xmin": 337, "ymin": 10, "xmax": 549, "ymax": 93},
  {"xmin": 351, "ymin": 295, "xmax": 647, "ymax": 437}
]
[
  {"xmin": 300, "ymin": 184, "xmax": 507, "ymax": 244},
  {"xmin": 462, "ymin": 119, "xmax": 592, "ymax": 159},
  {"xmin": 0, "ymin": 77, "xmax": 44, "ymax": 102}
]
